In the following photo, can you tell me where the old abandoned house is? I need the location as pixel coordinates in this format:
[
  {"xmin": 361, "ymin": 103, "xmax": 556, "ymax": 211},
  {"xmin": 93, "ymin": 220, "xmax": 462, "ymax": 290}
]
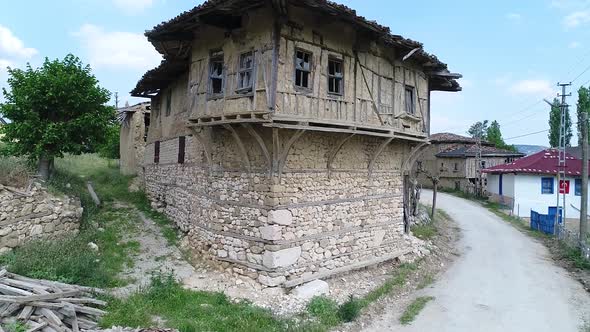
[
  {"xmin": 118, "ymin": 102, "xmax": 151, "ymax": 175},
  {"xmin": 416, "ymin": 133, "xmax": 524, "ymax": 192},
  {"xmin": 131, "ymin": 0, "xmax": 461, "ymax": 288}
]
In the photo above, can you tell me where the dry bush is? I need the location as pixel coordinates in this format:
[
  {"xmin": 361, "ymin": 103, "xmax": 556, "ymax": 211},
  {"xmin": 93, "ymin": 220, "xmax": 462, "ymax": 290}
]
[{"xmin": 0, "ymin": 156, "xmax": 32, "ymax": 188}]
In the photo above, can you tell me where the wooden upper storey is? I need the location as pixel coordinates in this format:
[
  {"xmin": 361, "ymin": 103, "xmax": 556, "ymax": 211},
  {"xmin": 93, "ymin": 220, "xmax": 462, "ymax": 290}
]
[{"xmin": 132, "ymin": 0, "xmax": 461, "ymax": 141}]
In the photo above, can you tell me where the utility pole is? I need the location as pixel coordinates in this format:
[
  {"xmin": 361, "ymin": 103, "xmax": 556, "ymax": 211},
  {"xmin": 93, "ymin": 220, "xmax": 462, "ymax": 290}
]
[
  {"xmin": 557, "ymin": 82, "xmax": 572, "ymax": 231},
  {"xmin": 581, "ymin": 112, "xmax": 588, "ymax": 242},
  {"xmin": 475, "ymin": 135, "xmax": 483, "ymax": 197}
]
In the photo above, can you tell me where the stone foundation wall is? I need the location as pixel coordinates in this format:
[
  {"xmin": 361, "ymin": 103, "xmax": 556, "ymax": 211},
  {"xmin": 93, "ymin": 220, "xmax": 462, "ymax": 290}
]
[
  {"xmin": 0, "ymin": 183, "xmax": 83, "ymax": 253},
  {"xmin": 144, "ymin": 128, "xmax": 419, "ymax": 287}
]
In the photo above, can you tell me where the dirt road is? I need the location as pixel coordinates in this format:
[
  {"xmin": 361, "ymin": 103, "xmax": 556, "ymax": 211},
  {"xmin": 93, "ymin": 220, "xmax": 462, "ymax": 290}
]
[{"xmin": 366, "ymin": 191, "xmax": 590, "ymax": 332}]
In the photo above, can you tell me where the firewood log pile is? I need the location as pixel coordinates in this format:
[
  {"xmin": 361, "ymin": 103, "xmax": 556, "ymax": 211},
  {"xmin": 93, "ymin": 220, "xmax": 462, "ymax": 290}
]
[{"xmin": 0, "ymin": 269, "xmax": 107, "ymax": 332}]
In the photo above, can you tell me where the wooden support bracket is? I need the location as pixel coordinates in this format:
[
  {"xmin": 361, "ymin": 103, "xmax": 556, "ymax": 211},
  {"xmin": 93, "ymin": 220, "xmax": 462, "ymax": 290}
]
[
  {"xmin": 368, "ymin": 137, "xmax": 394, "ymax": 176},
  {"xmin": 327, "ymin": 133, "xmax": 356, "ymax": 178},
  {"xmin": 401, "ymin": 141, "xmax": 430, "ymax": 176},
  {"xmin": 223, "ymin": 124, "xmax": 251, "ymax": 172},
  {"xmin": 278, "ymin": 129, "xmax": 306, "ymax": 176},
  {"xmin": 189, "ymin": 127, "xmax": 213, "ymax": 173},
  {"xmin": 241, "ymin": 123, "xmax": 271, "ymax": 172}
]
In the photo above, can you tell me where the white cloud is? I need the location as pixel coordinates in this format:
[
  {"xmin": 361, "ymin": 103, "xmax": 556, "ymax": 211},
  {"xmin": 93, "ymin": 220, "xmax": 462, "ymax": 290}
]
[
  {"xmin": 112, "ymin": 0, "xmax": 155, "ymax": 13},
  {"xmin": 569, "ymin": 41, "xmax": 582, "ymax": 48},
  {"xmin": 510, "ymin": 79, "xmax": 556, "ymax": 97},
  {"xmin": 74, "ymin": 24, "xmax": 162, "ymax": 71},
  {"xmin": 0, "ymin": 25, "xmax": 37, "ymax": 59},
  {"xmin": 564, "ymin": 10, "xmax": 590, "ymax": 27},
  {"xmin": 505, "ymin": 13, "xmax": 522, "ymax": 20}
]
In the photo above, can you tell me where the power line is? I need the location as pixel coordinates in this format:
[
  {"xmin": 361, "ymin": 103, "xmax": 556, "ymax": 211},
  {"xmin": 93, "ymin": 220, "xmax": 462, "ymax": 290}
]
[{"xmin": 504, "ymin": 129, "xmax": 550, "ymax": 141}]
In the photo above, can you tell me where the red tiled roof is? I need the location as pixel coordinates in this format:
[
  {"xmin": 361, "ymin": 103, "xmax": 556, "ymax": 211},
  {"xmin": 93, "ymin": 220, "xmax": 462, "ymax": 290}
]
[{"xmin": 482, "ymin": 148, "xmax": 588, "ymax": 176}]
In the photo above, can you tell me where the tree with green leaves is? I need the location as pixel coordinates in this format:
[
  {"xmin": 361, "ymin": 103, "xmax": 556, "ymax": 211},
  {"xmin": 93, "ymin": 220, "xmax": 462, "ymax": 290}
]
[
  {"xmin": 0, "ymin": 55, "xmax": 113, "ymax": 179},
  {"xmin": 467, "ymin": 120, "xmax": 489, "ymax": 139},
  {"xmin": 577, "ymin": 86, "xmax": 590, "ymax": 146},
  {"xmin": 548, "ymin": 97, "xmax": 573, "ymax": 148},
  {"xmin": 485, "ymin": 120, "xmax": 517, "ymax": 151}
]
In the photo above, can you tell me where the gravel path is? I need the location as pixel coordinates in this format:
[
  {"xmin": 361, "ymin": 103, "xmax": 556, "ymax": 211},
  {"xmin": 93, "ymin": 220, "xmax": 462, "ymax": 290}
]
[{"xmin": 366, "ymin": 191, "xmax": 590, "ymax": 332}]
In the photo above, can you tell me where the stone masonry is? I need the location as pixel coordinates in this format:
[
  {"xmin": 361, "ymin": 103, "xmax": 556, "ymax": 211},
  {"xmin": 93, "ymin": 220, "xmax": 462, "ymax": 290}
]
[
  {"xmin": 144, "ymin": 130, "xmax": 418, "ymax": 287},
  {"xmin": 0, "ymin": 183, "xmax": 82, "ymax": 253}
]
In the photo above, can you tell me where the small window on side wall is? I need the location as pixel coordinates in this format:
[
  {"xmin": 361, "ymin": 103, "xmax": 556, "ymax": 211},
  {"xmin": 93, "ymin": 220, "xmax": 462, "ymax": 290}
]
[
  {"xmin": 405, "ymin": 85, "xmax": 415, "ymax": 114},
  {"xmin": 154, "ymin": 141, "xmax": 160, "ymax": 164},
  {"xmin": 178, "ymin": 136, "xmax": 186, "ymax": 164},
  {"xmin": 295, "ymin": 50, "xmax": 312, "ymax": 89},
  {"xmin": 328, "ymin": 58, "xmax": 343, "ymax": 95},
  {"xmin": 237, "ymin": 51, "xmax": 254, "ymax": 93},
  {"xmin": 575, "ymin": 178, "xmax": 582, "ymax": 196},
  {"xmin": 541, "ymin": 177, "xmax": 554, "ymax": 194},
  {"xmin": 209, "ymin": 51, "xmax": 224, "ymax": 96}
]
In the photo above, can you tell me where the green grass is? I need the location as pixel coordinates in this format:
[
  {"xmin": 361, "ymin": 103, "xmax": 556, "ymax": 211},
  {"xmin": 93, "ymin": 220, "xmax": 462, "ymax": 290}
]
[
  {"xmin": 101, "ymin": 274, "xmax": 295, "ymax": 332},
  {"xmin": 417, "ymin": 274, "xmax": 435, "ymax": 290},
  {"xmin": 410, "ymin": 206, "xmax": 450, "ymax": 240},
  {"xmin": 399, "ymin": 296, "xmax": 435, "ymax": 325},
  {"xmin": 1, "ymin": 321, "xmax": 28, "ymax": 332},
  {"xmin": 0, "ymin": 154, "xmax": 178, "ymax": 288},
  {"xmin": 306, "ymin": 263, "xmax": 419, "ymax": 330}
]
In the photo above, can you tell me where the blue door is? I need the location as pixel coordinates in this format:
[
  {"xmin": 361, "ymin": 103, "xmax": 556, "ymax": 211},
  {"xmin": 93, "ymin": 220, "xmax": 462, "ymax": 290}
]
[{"xmin": 499, "ymin": 174, "xmax": 503, "ymax": 195}]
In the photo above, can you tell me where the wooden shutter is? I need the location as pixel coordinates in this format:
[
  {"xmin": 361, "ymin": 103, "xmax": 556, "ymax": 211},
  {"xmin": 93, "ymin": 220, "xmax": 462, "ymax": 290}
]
[
  {"xmin": 154, "ymin": 141, "xmax": 160, "ymax": 164},
  {"xmin": 178, "ymin": 136, "xmax": 186, "ymax": 164}
]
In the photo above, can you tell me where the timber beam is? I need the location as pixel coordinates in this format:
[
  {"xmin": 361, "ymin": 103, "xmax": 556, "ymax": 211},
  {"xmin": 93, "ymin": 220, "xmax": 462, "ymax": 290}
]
[
  {"xmin": 277, "ymin": 129, "xmax": 307, "ymax": 176},
  {"xmin": 241, "ymin": 123, "xmax": 271, "ymax": 172}
]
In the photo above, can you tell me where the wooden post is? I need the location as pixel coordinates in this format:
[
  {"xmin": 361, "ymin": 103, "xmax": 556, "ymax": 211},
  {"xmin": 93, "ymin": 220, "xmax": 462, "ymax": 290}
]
[
  {"xmin": 581, "ymin": 112, "xmax": 588, "ymax": 242},
  {"xmin": 86, "ymin": 181, "xmax": 101, "ymax": 207}
]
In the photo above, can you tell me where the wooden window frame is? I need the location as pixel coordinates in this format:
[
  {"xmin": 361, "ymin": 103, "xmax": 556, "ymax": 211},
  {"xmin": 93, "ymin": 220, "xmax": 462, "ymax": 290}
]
[
  {"xmin": 236, "ymin": 51, "xmax": 254, "ymax": 93},
  {"xmin": 405, "ymin": 85, "xmax": 416, "ymax": 115},
  {"xmin": 208, "ymin": 51, "xmax": 225, "ymax": 98},
  {"xmin": 154, "ymin": 141, "xmax": 160, "ymax": 164},
  {"xmin": 178, "ymin": 136, "xmax": 186, "ymax": 164},
  {"xmin": 327, "ymin": 57, "xmax": 344, "ymax": 96},
  {"xmin": 294, "ymin": 49, "xmax": 313, "ymax": 91}
]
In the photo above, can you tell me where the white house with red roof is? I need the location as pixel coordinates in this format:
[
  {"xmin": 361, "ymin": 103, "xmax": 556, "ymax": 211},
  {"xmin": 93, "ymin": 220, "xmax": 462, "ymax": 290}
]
[{"xmin": 483, "ymin": 149, "xmax": 590, "ymax": 219}]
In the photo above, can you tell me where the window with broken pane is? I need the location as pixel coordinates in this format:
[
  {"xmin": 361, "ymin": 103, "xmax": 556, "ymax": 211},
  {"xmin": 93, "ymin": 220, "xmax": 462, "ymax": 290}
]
[
  {"xmin": 328, "ymin": 58, "xmax": 343, "ymax": 95},
  {"xmin": 209, "ymin": 53, "xmax": 224, "ymax": 95},
  {"xmin": 405, "ymin": 85, "xmax": 415, "ymax": 114},
  {"xmin": 237, "ymin": 51, "xmax": 254, "ymax": 92},
  {"xmin": 295, "ymin": 50, "xmax": 312, "ymax": 89}
]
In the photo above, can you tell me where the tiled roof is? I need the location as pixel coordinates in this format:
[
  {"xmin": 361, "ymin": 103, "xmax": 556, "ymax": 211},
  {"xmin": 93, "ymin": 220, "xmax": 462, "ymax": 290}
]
[
  {"xmin": 132, "ymin": 0, "xmax": 461, "ymax": 96},
  {"xmin": 430, "ymin": 133, "xmax": 493, "ymax": 146},
  {"xmin": 482, "ymin": 148, "xmax": 588, "ymax": 176},
  {"xmin": 436, "ymin": 145, "xmax": 524, "ymax": 158}
]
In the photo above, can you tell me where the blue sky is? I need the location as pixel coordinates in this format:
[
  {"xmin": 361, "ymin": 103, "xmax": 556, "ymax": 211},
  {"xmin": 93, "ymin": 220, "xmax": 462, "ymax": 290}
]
[{"xmin": 2, "ymin": 0, "xmax": 590, "ymax": 145}]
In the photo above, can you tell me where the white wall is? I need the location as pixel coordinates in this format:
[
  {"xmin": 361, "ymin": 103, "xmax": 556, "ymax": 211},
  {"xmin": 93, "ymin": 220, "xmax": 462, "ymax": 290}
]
[
  {"xmin": 487, "ymin": 173, "xmax": 515, "ymax": 198},
  {"xmin": 512, "ymin": 174, "xmax": 589, "ymax": 219}
]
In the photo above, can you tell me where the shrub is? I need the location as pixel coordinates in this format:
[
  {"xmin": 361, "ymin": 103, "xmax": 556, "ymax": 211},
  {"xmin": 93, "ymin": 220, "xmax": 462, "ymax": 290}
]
[
  {"xmin": 338, "ymin": 295, "xmax": 361, "ymax": 322},
  {"xmin": 0, "ymin": 156, "xmax": 32, "ymax": 187},
  {"xmin": 307, "ymin": 296, "xmax": 340, "ymax": 326}
]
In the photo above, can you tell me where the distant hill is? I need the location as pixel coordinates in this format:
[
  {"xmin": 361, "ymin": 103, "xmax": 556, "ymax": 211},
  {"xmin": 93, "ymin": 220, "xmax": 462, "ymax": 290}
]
[{"xmin": 514, "ymin": 144, "xmax": 546, "ymax": 156}]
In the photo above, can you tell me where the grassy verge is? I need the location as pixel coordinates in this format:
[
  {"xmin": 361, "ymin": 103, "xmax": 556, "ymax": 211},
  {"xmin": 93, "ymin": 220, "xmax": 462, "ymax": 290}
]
[
  {"xmin": 101, "ymin": 274, "xmax": 294, "ymax": 332},
  {"xmin": 0, "ymin": 154, "xmax": 177, "ymax": 287},
  {"xmin": 306, "ymin": 263, "xmax": 419, "ymax": 329},
  {"xmin": 399, "ymin": 296, "xmax": 435, "ymax": 325}
]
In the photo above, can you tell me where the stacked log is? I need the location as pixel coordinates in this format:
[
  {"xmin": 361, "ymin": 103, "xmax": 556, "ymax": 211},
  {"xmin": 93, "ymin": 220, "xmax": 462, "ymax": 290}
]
[{"xmin": 0, "ymin": 270, "xmax": 106, "ymax": 332}]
